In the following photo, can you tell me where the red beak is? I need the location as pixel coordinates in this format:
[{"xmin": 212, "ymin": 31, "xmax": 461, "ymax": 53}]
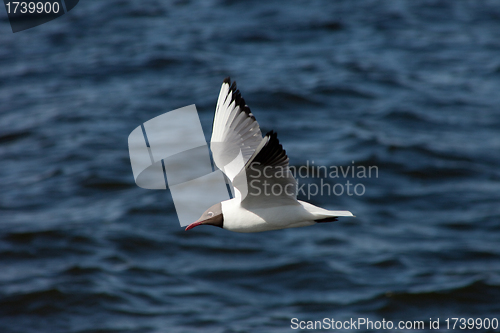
[{"xmin": 185, "ymin": 221, "xmax": 204, "ymax": 231}]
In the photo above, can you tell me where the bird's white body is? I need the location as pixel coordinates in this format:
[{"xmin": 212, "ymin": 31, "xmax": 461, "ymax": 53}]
[{"xmin": 221, "ymin": 199, "xmax": 353, "ymax": 233}]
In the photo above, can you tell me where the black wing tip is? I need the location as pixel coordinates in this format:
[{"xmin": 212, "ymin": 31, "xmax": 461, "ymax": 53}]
[
  {"xmin": 265, "ymin": 130, "xmax": 276, "ymax": 137},
  {"xmin": 230, "ymin": 81, "xmax": 237, "ymax": 92},
  {"xmin": 253, "ymin": 130, "xmax": 288, "ymax": 166},
  {"xmin": 222, "ymin": 77, "xmax": 255, "ymax": 120},
  {"xmin": 264, "ymin": 130, "xmax": 280, "ymax": 143}
]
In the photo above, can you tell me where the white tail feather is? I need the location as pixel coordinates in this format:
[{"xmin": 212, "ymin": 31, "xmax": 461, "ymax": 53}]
[{"xmin": 299, "ymin": 201, "xmax": 354, "ymax": 218}]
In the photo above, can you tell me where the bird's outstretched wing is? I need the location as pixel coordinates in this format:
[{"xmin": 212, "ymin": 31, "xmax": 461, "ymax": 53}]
[
  {"xmin": 210, "ymin": 78, "xmax": 263, "ymax": 184},
  {"xmin": 211, "ymin": 78, "xmax": 297, "ymax": 205}
]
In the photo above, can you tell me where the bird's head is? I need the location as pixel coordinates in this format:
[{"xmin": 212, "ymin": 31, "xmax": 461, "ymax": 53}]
[{"xmin": 185, "ymin": 203, "xmax": 224, "ymax": 231}]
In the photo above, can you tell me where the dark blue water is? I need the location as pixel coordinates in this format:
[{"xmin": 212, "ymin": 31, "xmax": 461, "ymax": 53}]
[{"xmin": 1, "ymin": 1, "xmax": 500, "ymax": 332}]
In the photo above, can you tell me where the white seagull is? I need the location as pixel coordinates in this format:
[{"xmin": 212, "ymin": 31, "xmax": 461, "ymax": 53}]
[{"xmin": 186, "ymin": 78, "xmax": 353, "ymax": 233}]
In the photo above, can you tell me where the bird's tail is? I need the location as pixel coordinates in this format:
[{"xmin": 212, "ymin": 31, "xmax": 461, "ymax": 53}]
[{"xmin": 298, "ymin": 200, "xmax": 354, "ymax": 219}]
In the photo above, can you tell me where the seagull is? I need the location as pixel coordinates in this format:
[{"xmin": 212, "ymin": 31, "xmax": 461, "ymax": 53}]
[{"xmin": 186, "ymin": 78, "xmax": 353, "ymax": 233}]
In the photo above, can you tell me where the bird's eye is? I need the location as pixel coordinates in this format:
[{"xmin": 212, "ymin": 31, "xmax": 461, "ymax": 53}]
[{"xmin": 208, "ymin": 211, "xmax": 214, "ymax": 217}]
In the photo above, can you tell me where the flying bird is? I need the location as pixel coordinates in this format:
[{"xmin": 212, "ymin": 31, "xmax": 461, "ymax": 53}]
[{"xmin": 186, "ymin": 78, "xmax": 353, "ymax": 232}]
